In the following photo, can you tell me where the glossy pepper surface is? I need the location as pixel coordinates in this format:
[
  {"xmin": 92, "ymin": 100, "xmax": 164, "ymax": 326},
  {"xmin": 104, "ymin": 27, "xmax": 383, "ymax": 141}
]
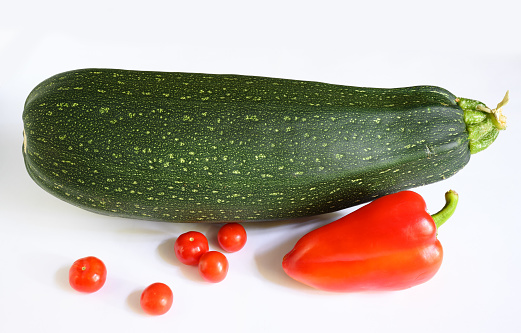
[{"xmin": 282, "ymin": 190, "xmax": 458, "ymax": 292}]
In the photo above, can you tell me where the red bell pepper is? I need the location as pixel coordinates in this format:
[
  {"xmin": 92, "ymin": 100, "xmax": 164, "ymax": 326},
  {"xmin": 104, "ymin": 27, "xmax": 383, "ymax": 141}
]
[{"xmin": 282, "ymin": 190, "xmax": 458, "ymax": 292}]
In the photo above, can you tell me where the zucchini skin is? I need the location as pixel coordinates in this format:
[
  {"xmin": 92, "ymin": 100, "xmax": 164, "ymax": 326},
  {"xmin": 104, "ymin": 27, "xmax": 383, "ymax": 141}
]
[{"xmin": 22, "ymin": 68, "xmax": 470, "ymax": 222}]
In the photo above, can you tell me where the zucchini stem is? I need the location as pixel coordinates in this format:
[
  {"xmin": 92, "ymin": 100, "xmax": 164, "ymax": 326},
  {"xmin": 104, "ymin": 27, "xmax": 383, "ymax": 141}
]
[
  {"xmin": 431, "ymin": 190, "xmax": 459, "ymax": 229},
  {"xmin": 457, "ymin": 91, "xmax": 508, "ymax": 154},
  {"xmin": 476, "ymin": 90, "xmax": 508, "ymax": 130}
]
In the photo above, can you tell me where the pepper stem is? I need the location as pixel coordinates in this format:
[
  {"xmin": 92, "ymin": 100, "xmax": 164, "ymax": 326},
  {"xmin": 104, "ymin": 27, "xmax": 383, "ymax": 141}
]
[{"xmin": 431, "ymin": 190, "xmax": 459, "ymax": 229}]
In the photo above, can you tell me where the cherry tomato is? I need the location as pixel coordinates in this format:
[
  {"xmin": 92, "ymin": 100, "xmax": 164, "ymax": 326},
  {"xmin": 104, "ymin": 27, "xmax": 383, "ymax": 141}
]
[
  {"xmin": 69, "ymin": 256, "xmax": 107, "ymax": 293},
  {"xmin": 174, "ymin": 231, "xmax": 209, "ymax": 265},
  {"xmin": 217, "ymin": 223, "xmax": 247, "ymax": 252},
  {"xmin": 198, "ymin": 251, "xmax": 229, "ymax": 283},
  {"xmin": 140, "ymin": 282, "xmax": 173, "ymax": 316}
]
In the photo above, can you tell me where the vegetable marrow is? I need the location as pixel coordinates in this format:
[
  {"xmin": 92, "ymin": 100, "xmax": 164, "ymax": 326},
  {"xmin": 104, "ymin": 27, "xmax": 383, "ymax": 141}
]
[{"xmin": 22, "ymin": 69, "xmax": 507, "ymax": 222}]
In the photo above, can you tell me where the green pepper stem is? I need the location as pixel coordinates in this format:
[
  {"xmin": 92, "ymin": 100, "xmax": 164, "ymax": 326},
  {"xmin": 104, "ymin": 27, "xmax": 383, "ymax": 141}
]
[{"xmin": 431, "ymin": 190, "xmax": 459, "ymax": 229}]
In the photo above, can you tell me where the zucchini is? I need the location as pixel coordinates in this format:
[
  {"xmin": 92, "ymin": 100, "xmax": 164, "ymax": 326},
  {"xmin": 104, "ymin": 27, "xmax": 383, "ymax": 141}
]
[{"xmin": 22, "ymin": 69, "xmax": 507, "ymax": 222}]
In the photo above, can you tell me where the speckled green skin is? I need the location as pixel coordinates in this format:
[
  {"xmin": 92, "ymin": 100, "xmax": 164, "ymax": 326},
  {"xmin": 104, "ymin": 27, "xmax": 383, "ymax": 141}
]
[{"xmin": 22, "ymin": 68, "xmax": 470, "ymax": 222}]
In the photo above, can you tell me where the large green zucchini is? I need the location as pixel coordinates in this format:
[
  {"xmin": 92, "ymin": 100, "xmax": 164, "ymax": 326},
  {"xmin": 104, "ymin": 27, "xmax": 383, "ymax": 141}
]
[{"xmin": 22, "ymin": 69, "xmax": 507, "ymax": 222}]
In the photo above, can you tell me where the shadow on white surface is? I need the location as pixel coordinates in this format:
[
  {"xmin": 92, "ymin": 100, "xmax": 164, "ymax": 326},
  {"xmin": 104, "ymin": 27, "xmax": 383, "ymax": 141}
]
[
  {"xmin": 54, "ymin": 264, "xmax": 72, "ymax": 292},
  {"xmin": 204, "ymin": 224, "xmax": 222, "ymax": 250},
  {"xmin": 254, "ymin": 240, "xmax": 315, "ymax": 292},
  {"xmin": 126, "ymin": 289, "xmax": 144, "ymax": 315}
]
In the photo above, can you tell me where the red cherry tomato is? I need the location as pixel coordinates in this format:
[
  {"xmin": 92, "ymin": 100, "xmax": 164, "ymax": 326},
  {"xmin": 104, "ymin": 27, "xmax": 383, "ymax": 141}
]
[
  {"xmin": 217, "ymin": 223, "xmax": 247, "ymax": 252},
  {"xmin": 198, "ymin": 251, "xmax": 229, "ymax": 283},
  {"xmin": 69, "ymin": 256, "xmax": 107, "ymax": 293},
  {"xmin": 140, "ymin": 282, "xmax": 173, "ymax": 316},
  {"xmin": 174, "ymin": 231, "xmax": 209, "ymax": 265}
]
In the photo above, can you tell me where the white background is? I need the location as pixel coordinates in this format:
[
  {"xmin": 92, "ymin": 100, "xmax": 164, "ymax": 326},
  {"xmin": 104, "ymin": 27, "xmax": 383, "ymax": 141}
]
[{"xmin": 2, "ymin": 1, "xmax": 520, "ymax": 332}]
